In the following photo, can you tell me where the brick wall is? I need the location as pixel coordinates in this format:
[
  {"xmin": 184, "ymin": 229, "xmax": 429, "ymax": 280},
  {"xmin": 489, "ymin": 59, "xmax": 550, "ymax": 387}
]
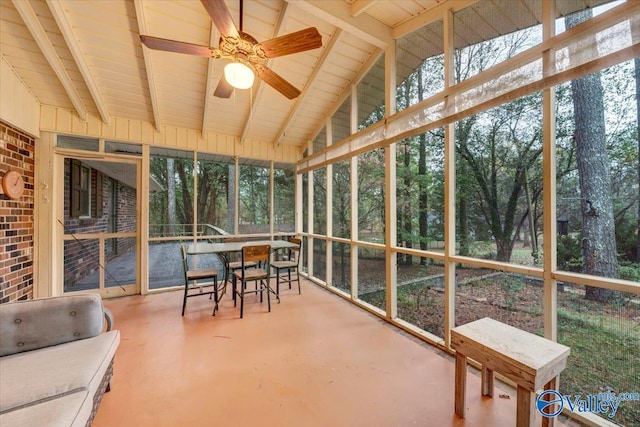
[{"xmin": 0, "ymin": 122, "xmax": 35, "ymax": 303}]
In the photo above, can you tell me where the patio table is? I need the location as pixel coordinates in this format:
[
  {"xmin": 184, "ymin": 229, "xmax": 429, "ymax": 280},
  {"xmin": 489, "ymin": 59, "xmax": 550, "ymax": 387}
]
[{"xmin": 186, "ymin": 239, "xmax": 299, "ymax": 297}]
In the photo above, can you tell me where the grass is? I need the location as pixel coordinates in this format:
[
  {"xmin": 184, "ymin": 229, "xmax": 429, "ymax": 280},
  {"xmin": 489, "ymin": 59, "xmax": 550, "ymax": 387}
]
[
  {"xmin": 557, "ymin": 312, "xmax": 640, "ymax": 427},
  {"xmin": 360, "ymin": 274, "xmax": 640, "ymax": 427}
]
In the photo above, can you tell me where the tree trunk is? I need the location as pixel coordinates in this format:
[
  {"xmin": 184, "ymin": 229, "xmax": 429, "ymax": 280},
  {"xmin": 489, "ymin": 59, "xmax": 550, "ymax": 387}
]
[
  {"xmin": 458, "ymin": 193, "xmax": 470, "ymax": 256},
  {"xmin": 521, "ymin": 221, "xmax": 530, "ymax": 247},
  {"xmin": 176, "ymin": 164, "xmax": 193, "ymax": 232},
  {"xmin": 417, "ymin": 66, "xmax": 429, "ymax": 265},
  {"xmin": 227, "ymin": 164, "xmax": 235, "ymax": 234},
  {"xmin": 496, "ymin": 239, "xmax": 515, "ymax": 262},
  {"xmin": 566, "ymin": 10, "xmax": 619, "ymax": 302},
  {"xmin": 455, "ymin": 119, "xmax": 475, "ymax": 258},
  {"xmin": 523, "ymin": 167, "xmax": 539, "ymax": 263},
  {"xmin": 166, "ymin": 159, "xmax": 176, "ymax": 236},
  {"xmin": 419, "ymin": 133, "xmax": 428, "ymax": 265},
  {"xmin": 339, "ymin": 243, "xmax": 346, "ymax": 285},
  {"xmin": 403, "ymin": 141, "xmax": 413, "ymax": 265},
  {"xmin": 635, "ymin": 57, "xmax": 640, "ymax": 262}
]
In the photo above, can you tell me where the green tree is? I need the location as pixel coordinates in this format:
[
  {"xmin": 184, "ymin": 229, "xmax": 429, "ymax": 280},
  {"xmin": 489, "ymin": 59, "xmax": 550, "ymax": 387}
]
[
  {"xmin": 456, "ymin": 95, "xmax": 543, "ymax": 261},
  {"xmin": 238, "ymin": 165, "xmax": 269, "ymax": 228},
  {"xmin": 452, "ymin": 31, "xmax": 541, "ymax": 260},
  {"xmin": 635, "ymin": 57, "xmax": 640, "ymax": 263},
  {"xmin": 566, "ymin": 10, "xmax": 620, "ymax": 302}
]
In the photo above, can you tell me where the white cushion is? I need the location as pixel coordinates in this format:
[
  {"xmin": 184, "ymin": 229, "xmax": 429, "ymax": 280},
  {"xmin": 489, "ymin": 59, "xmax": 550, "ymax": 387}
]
[
  {"xmin": 0, "ymin": 330, "xmax": 119, "ymax": 413},
  {"xmin": 0, "ymin": 294, "xmax": 105, "ymax": 357},
  {"xmin": 0, "ymin": 390, "xmax": 92, "ymax": 427}
]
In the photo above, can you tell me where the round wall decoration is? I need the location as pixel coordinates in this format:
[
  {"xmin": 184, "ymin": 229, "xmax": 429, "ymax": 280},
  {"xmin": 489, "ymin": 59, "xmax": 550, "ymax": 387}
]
[{"xmin": 2, "ymin": 170, "xmax": 25, "ymax": 200}]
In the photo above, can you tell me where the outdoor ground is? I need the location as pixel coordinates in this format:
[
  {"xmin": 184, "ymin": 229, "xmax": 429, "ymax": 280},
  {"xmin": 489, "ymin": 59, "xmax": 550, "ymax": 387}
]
[{"xmin": 353, "ymin": 258, "xmax": 640, "ymax": 427}]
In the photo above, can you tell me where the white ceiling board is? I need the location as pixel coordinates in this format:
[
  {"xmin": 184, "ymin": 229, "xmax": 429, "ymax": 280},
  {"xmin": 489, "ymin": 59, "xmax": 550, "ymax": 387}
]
[{"xmin": 0, "ymin": 0, "xmax": 619, "ymax": 156}]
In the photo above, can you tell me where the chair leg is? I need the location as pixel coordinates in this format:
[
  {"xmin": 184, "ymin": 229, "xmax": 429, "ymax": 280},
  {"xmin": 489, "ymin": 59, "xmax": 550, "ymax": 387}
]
[
  {"xmin": 296, "ymin": 271, "xmax": 301, "ymax": 294},
  {"xmin": 266, "ymin": 278, "xmax": 271, "ymax": 312},
  {"xmin": 240, "ymin": 279, "xmax": 245, "ymax": 319},
  {"xmin": 233, "ymin": 275, "xmax": 237, "ymax": 307},
  {"xmin": 212, "ymin": 277, "xmax": 219, "ymax": 316},
  {"xmin": 182, "ymin": 282, "xmax": 189, "ymax": 316},
  {"xmin": 272, "ymin": 275, "xmax": 280, "ymax": 303},
  {"xmin": 288, "ymin": 270, "xmax": 292, "ymax": 289}
]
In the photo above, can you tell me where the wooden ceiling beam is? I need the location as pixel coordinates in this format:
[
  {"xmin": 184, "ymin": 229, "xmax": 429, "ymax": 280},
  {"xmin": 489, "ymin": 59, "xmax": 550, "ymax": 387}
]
[
  {"xmin": 12, "ymin": 0, "xmax": 88, "ymax": 121},
  {"xmin": 351, "ymin": 0, "xmax": 375, "ymax": 18},
  {"xmin": 286, "ymin": 0, "xmax": 392, "ymax": 49},
  {"xmin": 201, "ymin": 22, "xmax": 220, "ymax": 135},
  {"xmin": 273, "ymin": 28, "xmax": 343, "ymax": 148},
  {"xmin": 307, "ymin": 46, "xmax": 384, "ymax": 146},
  {"xmin": 133, "ymin": 0, "xmax": 161, "ymax": 132},
  {"xmin": 47, "ymin": 0, "xmax": 110, "ymax": 125},
  {"xmin": 240, "ymin": 1, "xmax": 291, "ymax": 144},
  {"xmin": 392, "ymin": 0, "xmax": 478, "ymax": 39}
]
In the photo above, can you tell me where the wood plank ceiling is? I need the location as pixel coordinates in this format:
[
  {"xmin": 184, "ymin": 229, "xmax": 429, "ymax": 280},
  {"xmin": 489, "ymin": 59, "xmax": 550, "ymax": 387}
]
[{"xmin": 0, "ymin": 0, "xmax": 612, "ymax": 153}]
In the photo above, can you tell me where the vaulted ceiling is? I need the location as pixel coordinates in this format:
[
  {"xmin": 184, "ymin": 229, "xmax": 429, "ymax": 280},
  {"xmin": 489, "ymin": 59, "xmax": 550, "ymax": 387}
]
[{"xmin": 0, "ymin": 0, "xmax": 610, "ymax": 152}]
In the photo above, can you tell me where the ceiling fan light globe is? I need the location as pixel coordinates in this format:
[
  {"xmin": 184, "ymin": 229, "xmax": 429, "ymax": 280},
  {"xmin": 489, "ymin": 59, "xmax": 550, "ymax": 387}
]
[{"xmin": 224, "ymin": 62, "xmax": 254, "ymax": 89}]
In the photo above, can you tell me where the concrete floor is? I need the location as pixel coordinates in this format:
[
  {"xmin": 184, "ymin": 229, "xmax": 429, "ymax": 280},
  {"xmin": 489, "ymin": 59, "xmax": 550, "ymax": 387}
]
[{"xmin": 94, "ymin": 279, "xmax": 566, "ymax": 427}]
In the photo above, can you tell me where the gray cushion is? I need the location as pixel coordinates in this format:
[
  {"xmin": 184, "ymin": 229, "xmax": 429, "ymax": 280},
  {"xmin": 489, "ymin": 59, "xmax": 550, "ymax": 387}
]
[
  {"xmin": 0, "ymin": 330, "xmax": 119, "ymax": 413},
  {"xmin": 0, "ymin": 390, "xmax": 92, "ymax": 427},
  {"xmin": 0, "ymin": 294, "xmax": 105, "ymax": 357}
]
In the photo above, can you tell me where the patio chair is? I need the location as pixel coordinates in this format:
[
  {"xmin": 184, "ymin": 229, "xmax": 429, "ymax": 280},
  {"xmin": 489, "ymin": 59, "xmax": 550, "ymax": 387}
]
[
  {"xmin": 225, "ymin": 237, "xmax": 258, "ymax": 276},
  {"xmin": 232, "ymin": 244, "xmax": 278, "ymax": 318},
  {"xmin": 180, "ymin": 244, "xmax": 219, "ymax": 316},
  {"xmin": 271, "ymin": 238, "xmax": 302, "ymax": 295}
]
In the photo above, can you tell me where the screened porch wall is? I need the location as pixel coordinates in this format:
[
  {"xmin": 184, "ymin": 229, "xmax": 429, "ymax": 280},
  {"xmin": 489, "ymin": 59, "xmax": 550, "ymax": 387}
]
[{"xmin": 297, "ymin": 2, "xmax": 640, "ymax": 425}]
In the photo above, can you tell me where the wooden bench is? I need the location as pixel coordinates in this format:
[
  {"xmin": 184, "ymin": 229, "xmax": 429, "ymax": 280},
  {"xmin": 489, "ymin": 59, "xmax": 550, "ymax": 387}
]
[{"xmin": 451, "ymin": 317, "xmax": 570, "ymax": 426}]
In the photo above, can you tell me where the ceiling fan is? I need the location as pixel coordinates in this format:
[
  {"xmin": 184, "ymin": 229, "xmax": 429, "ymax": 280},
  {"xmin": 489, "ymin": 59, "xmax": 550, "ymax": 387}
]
[{"xmin": 140, "ymin": 0, "xmax": 322, "ymax": 100}]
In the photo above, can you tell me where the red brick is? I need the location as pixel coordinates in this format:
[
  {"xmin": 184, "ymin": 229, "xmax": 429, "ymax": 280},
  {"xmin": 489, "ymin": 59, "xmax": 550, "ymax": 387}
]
[{"xmin": 0, "ymin": 121, "xmax": 34, "ymax": 303}]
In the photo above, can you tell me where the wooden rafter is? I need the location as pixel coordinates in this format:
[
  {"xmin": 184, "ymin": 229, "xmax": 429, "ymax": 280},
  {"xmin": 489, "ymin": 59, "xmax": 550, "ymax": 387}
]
[
  {"xmin": 285, "ymin": 0, "xmax": 392, "ymax": 49},
  {"xmin": 351, "ymin": 0, "xmax": 375, "ymax": 18},
  {"xmin": 133, "ymin": 0, "xmax": 161, "ymax": 132},
  {"xmin": 12, "ymin": 0, "xmax": 87, "ymax": 121},
  {"xmin": 239, "ymin": 1, "xmax": 291, "ymax": 144},
  {"xmin": 392, "ymin": 0, "xmax": 479, "ymax": 39},
  {"xmin": 273, "ymin": 28, "xmax": 343, "ymax": 148},
  {"xmin": 201, "ymin": 23, "xmax": 220, "ymax": 135},
  {"xmin": 307, "ymin": 47, "xmax": 384, "ymax": 146},
  {"xmin": 47, "ymin": 0, "xmax": 110, "ymax": 125}
]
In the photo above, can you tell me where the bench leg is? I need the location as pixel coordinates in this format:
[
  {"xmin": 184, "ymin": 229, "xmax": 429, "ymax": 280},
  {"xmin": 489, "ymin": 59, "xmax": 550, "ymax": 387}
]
[
  {"xmin": 542, "ymin": 376, "xmax": 558, "ymax": 427},
  {"xmin": 455, "ymin": 352, "xmax": 467, "ymax": 418},
  {"xmin": 481, "ymin": 365, "xmax": 494, "ymax": 397},
  {"xmin": 516, "ymin": 385, "xmax": 535, "ymax": 427}
]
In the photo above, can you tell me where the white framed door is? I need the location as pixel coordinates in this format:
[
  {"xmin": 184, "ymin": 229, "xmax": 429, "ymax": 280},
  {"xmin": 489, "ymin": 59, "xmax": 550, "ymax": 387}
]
[{"xmin": 55, "ymin": 152, "xmax": 141, "ymax": 298}]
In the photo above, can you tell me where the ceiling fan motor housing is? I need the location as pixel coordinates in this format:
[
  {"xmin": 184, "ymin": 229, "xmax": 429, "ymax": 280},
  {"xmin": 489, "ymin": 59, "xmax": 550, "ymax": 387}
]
[
  {"xmin": 218, "ymin": 32, "xmax": 266, "ymax": 70},
  {"xmin": 141, "ymin": 0, "xmax": 322, "ymax": 99}
]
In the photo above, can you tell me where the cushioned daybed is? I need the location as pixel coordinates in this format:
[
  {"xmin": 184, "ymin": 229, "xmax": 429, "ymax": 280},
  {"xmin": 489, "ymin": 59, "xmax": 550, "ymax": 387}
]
[{"xmin": 0, "ymin": 294, "xmax": 120, "ymax": 427}]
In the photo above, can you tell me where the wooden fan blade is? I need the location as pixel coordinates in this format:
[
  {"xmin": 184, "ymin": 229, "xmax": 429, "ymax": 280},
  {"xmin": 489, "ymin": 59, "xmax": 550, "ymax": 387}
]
[
  {"xmin": 256, "ymin": 67, "xmax": 300, "ymax": 99},
  {"xmin": 200, "ymin": 0, "xmax": 239, "ymax": 38},
  {"xmin": 140, "ymin": 35, "xmax": 213, "ymax": 57},
  {"xmin": 214, "ymin": 75, "xmax": 234, "ymax": 98},
  {"xmin": 257, "ymin": 27, "xmax": 322, "ymax": 58}
]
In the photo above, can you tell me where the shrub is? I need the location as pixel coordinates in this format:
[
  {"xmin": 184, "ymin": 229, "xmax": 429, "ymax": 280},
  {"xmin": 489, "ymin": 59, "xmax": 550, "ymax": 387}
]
[
  {"xmin": 557, "ymin": 234, "xmax": 583, "ymax": 272},
  {"xmin": 619, "ymin": 261, "xmax": 640, "ymax": 282},
  {"xmin": 615, "ymin": 218, "xmax": 638, "ymax": 263}
]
